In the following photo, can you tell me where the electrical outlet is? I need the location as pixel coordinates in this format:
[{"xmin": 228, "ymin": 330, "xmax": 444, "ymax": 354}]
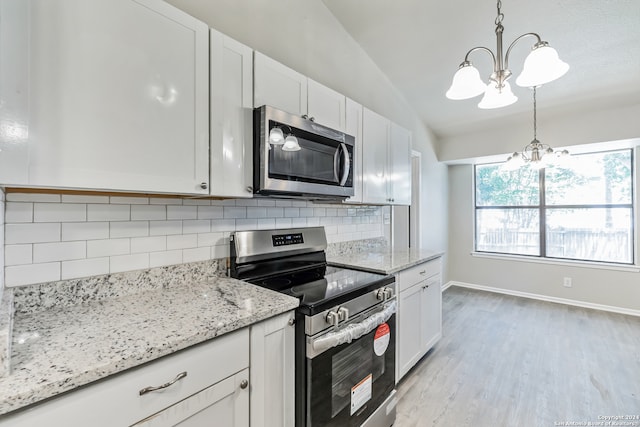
[{"xmin": 563, "ymin": 277, "xmax": 573, "ymax": 288}]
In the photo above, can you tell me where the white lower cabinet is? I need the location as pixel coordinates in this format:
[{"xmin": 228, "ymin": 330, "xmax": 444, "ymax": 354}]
[
  {"xmin": 396, "ymin": 258, "xmax": 443, "ymax": 382},
  {"xmin": 0, "ymin": 311, "xmax": 296, "ymax": 427}
]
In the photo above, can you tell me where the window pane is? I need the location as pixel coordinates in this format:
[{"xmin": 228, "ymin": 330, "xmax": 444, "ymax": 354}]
[
  {"xmin": 475, "ymin": 164, "xmax": 539, "ymax": 206},
  {"xmin": 546, "ymin": 208, "xmax": 633, "ymax": 263},
  {"xmin": 476, "ymin": 209, "xmax": 540, "ymax": 255},
  {"xmin": 545, "ymin": 150, "xmax": 632, "ymax": 206}
]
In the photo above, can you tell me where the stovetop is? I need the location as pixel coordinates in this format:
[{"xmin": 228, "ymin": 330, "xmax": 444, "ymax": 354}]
[{"xmin": 248, "ymin": 264, "xmax": 393, "ymax": 316}]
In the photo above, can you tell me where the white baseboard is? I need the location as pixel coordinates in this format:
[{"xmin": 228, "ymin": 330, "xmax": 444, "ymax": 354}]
[{"xmin": 444, "ymin": 281, "xmax": 640, "ymax": 318}]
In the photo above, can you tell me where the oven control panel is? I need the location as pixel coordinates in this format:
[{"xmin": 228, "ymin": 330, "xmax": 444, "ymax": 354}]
[{"xmin": 272, "ymin": 232, "xmax": 304, "ymax": 247}]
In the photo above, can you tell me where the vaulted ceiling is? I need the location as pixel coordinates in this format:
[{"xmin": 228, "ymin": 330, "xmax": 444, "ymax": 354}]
[{"xmin": 322, "ymin": 0, "xmax": 640, "ymax": 140}]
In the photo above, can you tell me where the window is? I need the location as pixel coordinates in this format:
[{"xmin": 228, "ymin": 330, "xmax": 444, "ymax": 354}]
[{"xmin": 475, "ymin": 149, "xmax": 634, "ymax": 264}]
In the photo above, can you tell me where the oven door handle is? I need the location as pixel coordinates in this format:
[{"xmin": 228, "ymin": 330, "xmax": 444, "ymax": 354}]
[{"xmin": 310, "ymin": 300, "xmax": 396, "ymax": 356}]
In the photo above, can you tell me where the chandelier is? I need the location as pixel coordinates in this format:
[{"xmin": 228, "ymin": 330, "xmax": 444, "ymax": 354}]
[
  {"xmin": 446, "ymin": 0, "xmax": 569, "ymax": 109},
  {"xmin": 504, "ymin": 87, "xmax": 568, "ymax": 169}
]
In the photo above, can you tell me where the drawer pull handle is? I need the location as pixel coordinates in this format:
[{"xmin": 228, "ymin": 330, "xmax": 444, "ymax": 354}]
[
  {"xmin": 139, "ymin": 371, "xmax": 187, "ymax": 396},
  {"xmin": 419, "ymin": 270, "xmax": 427, "ymax": 275},
  {"xmin": 240, "ymin": 379, "xmax": 249, "ymax": 389}
]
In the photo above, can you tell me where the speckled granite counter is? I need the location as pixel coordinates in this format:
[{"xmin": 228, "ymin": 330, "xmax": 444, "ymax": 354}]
[
  {"xmin": 327, "ymin": 247, "xmax": 444, "ymax": 275},
  {"xmin": 0, "ymin": 275, "xmax": 298, "ymax": 415}
]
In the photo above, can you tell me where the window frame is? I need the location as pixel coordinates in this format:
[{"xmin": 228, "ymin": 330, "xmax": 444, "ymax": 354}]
[{"xmin": 473, "ymin": 148, "xmax": 635, "ymax": 265}]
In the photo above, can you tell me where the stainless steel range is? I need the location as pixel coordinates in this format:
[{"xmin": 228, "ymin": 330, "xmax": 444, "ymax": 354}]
[{"xmin": 230, "ymin": 227, "xmax": 397, "ymax": 427}]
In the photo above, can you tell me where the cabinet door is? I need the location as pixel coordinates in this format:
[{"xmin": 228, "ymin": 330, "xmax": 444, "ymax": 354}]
[
  {"xmin": 362, "ymin": 107, "xmax": 390, "ymax": 204},
  {"xmin": 389, "ymin": 123, "xmax": 412, "ymax": 205},
  {"xmin": 250, "ymin": 311, "xmax": 295, "ymax": 427},
  {"xmin": 5, "ymin": 0, "xmax": 210, "ymax": 194},
  {"xmin": 397, "ymin": 283, "xmax": 424, "ymax": 381},
  {"xmin": 253, "ymin": 52, "xmax": 307, "ymax": 116},
  {"xmin": 344, "ymin": 98, "xmax": 363, "ymax": 203},
  {"xmin": 423, "ymin": 277, "xmax": 443, "ymax": 352},
  {"xmin": 307, "ymin": 78, "xmax": 346, "ymax": 131},
  {"xmin": 210, "ymin": 29, "xmax": 254, "ymax": 198},
  {"xmin": 132, "ymin": 369, "xmax": 249, "ymax": 427}
]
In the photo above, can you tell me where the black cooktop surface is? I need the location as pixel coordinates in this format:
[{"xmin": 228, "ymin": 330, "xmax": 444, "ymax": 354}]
[{"xmin": 250, "ymin": 265, "xmax": 393, "ymax": 315}]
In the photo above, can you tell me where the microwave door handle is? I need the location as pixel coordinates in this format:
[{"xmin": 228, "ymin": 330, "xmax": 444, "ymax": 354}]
[
  {"xmin": 339, "ymin": 143, "xmax": 350, "ymax": 186},
  {"xmin": 333, "ymin": 145, "xmax": 341, "ymax": 183}
]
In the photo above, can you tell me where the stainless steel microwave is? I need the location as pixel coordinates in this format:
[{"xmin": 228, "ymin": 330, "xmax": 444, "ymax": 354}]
[{"xmin": 253, "ymin": 105, "xmax": 355, "ymax": 199}]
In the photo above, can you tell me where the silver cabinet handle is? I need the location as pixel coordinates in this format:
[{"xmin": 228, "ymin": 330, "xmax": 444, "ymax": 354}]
[
  {"xmin": 139, "ymin": 371, "xmax": 187, "ymax": 396},
  {"xmin": 246, "ymin": 186, "xmax": 253, "ymax": 193},
  {"xmin": 200, "ymin": 182, "xmax": 208, "ymax": 190},
  {"xmin": 240, "ymin": 379, "xmax": 249, "ymax": 389},
  {"xmin": 301, "ymin": 114, "xmax": 309, "ymax": 120},
  {"xmin": 419, "ymin": 270, "xmax": 427, "ymax": 275},
  {"xmin": 309, "ymin": 116, "xmax": 315, "ymax": 122},
  {"xmin": 288, "ymin": 317, "xmax": 295, "ymax": 326}
]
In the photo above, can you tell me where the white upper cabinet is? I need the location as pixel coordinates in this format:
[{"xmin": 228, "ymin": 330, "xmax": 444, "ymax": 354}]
[
  {"xmin": 253, "ymin": 52, "xmax": 346, "ymax": 131},
  {"xmin": 0, "ymin": 0, "xmax": 210, "ymax": 194},
  {"xmin": 361, "ymin": 107, "xmax": 412, "ymax": 205},
  {"xmin": 210, "ymin": 29, "xmax": 254, "ymax": 198},
  {"xmin": 389, "ymin": 122, "xmax": 412, "ymax": 205},
  {"xmin": 253, "ymin": 52, "xmax": 308, "ymax": 117},
  {"xmin": 362, "ymin": 108, "xmax": 391, "ymax": 204}
]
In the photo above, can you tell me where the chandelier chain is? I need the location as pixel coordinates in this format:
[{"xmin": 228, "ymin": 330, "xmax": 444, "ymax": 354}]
[
  {"xmin": 495, "ymin": 0, "xmax": 504, "ymax": 27},
  {"xmin": 533, "ymin": 87, "xmax": 537, "ymax": 141}
]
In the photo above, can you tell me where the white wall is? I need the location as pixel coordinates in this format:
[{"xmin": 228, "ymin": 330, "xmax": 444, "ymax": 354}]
[{"xmin": 166, "ymin": 0, "xmax": 449, "ymax": 262}]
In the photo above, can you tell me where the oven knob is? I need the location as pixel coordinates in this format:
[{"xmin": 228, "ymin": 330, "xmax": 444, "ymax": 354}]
[
  {"xmin": 337, "ymin": 307, "xmax": 349, "ymax": 322},
  {"xmin": 375, "ymin": 288, "xmax": 387, "ymax": 301},
  {"xmin": 383, "ymin": 287, "xmax": 394, "ymax": 300},
  {"xmin": 326, "ymin": 310, "xmax": 340, "ymax": 327}
]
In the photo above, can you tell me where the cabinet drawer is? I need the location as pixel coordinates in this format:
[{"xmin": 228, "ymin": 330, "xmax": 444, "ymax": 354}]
[
  {"xmin": 398, "ymin": 258, "xmax": 441, "ymax": 292},
  {"xmin": 1, "ymin": 328, "xmax": 249, "ymax": 427}
]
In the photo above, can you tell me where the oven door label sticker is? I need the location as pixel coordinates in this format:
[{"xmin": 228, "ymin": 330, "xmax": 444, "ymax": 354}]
[
  {"xmin": 350, "ymin": 373, "xmax": 372, "ymax": 416},
  {"xmin": 373, "ymin": 322, "xmax": 390, "ymax": 356}
]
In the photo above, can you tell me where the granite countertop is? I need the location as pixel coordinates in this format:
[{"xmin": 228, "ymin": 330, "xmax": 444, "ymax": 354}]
[
  {"xmin": 327, "ymin": 247, "xmax": 444, "ymax": 275},
  {"xmin": 0, "ymin": 276, "xmax": 299, "ymax": 415}
]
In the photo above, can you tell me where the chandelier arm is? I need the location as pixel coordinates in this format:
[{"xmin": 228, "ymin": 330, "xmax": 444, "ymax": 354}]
[
  {"xmin": 462, "ymin": 46, "xmax": 497, "ymax": 71},
  {"xmin": 504, "ymin": 32, "xmax": 543, "ymax": 71}
]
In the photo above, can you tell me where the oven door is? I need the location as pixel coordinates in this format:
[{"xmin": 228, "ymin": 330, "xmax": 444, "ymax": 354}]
[{"xmin": 306, "ymin": 304, "xmax": 396, "ymax": 427}]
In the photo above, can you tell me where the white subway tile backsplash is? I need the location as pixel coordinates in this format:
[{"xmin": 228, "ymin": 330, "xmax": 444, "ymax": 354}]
[
  {"xmin": 223, "ymin": 207, "xmax": 247, "ymax": 219},
  {"xmin": 87, "ymin": 238, "xmax": 130, "ymax": 258},
  {"xmin": 167, "ymin": 205, "xmax": 197, "ymax": 220},
  {"xmin": 61, "ymin": 194, "xmax": 109, "ymax": 204},
  {"xmin": 197, "ymin": 206, "xmax": 223, "ymax": 220},
  {"xmin": 110, "ymin": 221, "xmax": 149, "ymax": 238},
  {"xmin": 62, "ymin": 222, "xmax": 109, "ymax": 241},
  {"xmin": 110, "ymin": 196, "xmax": 149, "ymax": 205},
  {"xmin": 183, "ymin": 247, "xmax": 210, "ymax": 263},
  {"xmin": 110, "ymin": 253, "xmax": 149, "ymax": 273},
  {"xmin": 33, "ymin": 241, "xmax": 86, "ymax": 263},
  {"xmin": 131, "ymin": 236, "xmax": 166, "ymax": 254},
  {"xmin": 131, "ymin": 205, "xmax": 166, "ymax": 221},
  {"xmin": 34, "ymin": 203, "xmax": 86, "ymax": 223},
  {"xmin": 88, "ymin": 204, "xmax": 130, "ymax": 222},
  {"xmin": 6, "ymin": 202, "xmax": 33, "ymax": 223},
  {"xmin": 6, "ymin": 193, "xmax": 60, "ymax": 203},
  {"xmin": 149, "ymin": 220, "xmax": 182, "ymax": 236},
  {"xmin": 61, "ymin": 257, "xmax": 109, "ymax": 280},
  {"xmin": 149, "ymin": 250, "xmax": 183, "ymax": 268},
  {"xmin": 183, "ymin": 220, "xmax": 210, "ymax": 234},
  {"xmin": 3, "ymin": 193, "xmax": 384, "ymax": 286},
  {"xmin": 5, "ymin": 244, "xmax": 32, "ymax": 266},
  {"xmin": 6, "ymin": 262, "xmax": 60, "ymax": 287},
  {"xmin": 167, "ymin": 234, "xmax": 198, "ymax": 250},
  {"xmin": 6, "ymin": 223, "xmax": 61, "ymax": 244}
]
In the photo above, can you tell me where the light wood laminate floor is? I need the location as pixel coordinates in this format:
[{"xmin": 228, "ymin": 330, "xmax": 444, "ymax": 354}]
[{"xmin": 395, "ymin": 286, "xmax": 640, "ymax": 427}]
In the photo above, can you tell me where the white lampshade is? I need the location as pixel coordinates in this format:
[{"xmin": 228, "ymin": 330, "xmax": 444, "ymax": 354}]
[
  {"xmin": 269, "ymin": 127, "xmax": 284, "ymax": 145},
  {"xmin": 446, "ymin": 64, "xmax": 486, "ymax": 100},
  {"xmin": 282, "ymin": 135, "xmax": 301, "ymax": 151},
  {"xmin": 515, "ymin": 44, "xmax": 569, "ymax": 87},
  {"xmin": 478, "ymin": 81, "xmax": 518, "ymax": 109}
]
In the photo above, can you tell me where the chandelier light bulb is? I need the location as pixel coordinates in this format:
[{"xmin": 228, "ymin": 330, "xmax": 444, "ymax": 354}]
[
  {"xmin": 516, "ymin": 43, "xmax": 570, "ymax": 87},
  {"xmin": 478, "ymin": 81, "xmax": 518, "ymax": 109},
  {"xmin": 282, "ymin": 134, "xmax": 301, "ymax": 151},
  {"xmin": 446, "ymin": 63, "xmax": 486, "ymax": 100},
  {"xmin": 269, "ymin": 127, "xmax": 284, "ymax": 145}
]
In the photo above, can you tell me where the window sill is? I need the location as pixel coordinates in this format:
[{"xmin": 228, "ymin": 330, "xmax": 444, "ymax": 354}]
[{"xmin": 470, "ymin": 252, "xmax": 640, "ymax": 273}]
